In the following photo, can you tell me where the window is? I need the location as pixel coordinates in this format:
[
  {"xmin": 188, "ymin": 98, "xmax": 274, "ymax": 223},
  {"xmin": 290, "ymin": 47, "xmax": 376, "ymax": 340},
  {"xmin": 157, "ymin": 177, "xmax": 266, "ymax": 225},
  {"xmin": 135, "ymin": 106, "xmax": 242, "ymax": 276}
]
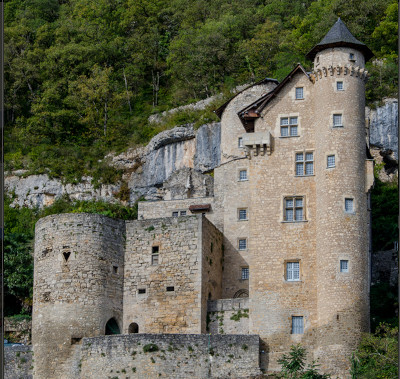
[
  {"xmin": 241, "ymin": 267, "xmax": 249, "ymax": 280},
  {"xmin": 172, "ymin": 211, "xmax": 179, "ymax": 217},
  {"xmin": 340, "ymin": 260, "xmax": 349, "ymax": 273},
  {"xmin": 333, "ymin": 114, "xmax": 343, "ymax": 127},
  {"xmin": 286, "ymin": 262, "xmax": 300, "ymax": 281},
  {"xmin": 280, "ymin": 117, "xmax": 298, "ymax": 137},
  {"xmin": 238, "ymin": 137, "xmax": 243, "ymax": 148},
  {"xmin": 138, "ymin": 288, "xmax": 146, "ymax": 294},
  {"xmin": 349, "ymin": 53, "xmax": 355, "ymax": 61},
  {"xmin": 345, "ymin": 198, "xmax": 354, "ymax": 213},
  {"xmin": 295, "ymin": 87, "xmax": 304, "ymax": 99},
  {"xmin": 336, "ymin": 81, "xmax": 344, "ymax": 91},
  {"xmin": 166, "ymin": 286, "xmax": 175, "ymax": 292},
  {"xmin": 239, "ymin": 170, "xmax": 247, "ymax": 181},
  {"xmin": 291, "ymin": 316, "xmax": 304, "ymax": 334},
  {"xmin": 180, "ymin": 211, "xmax": 186, "ymax": 216},
  {"xmin": 113, "ymin": 266, "xmax": 118, "ymax": 274},
  {"xmin": 295, "ymin": 152, "xmax": 313, "ymax": 176},
  {"xmin": 151, "ymin": 246, "xmax": 159, "ymax": 265},
  {"xmin": 238, "ymin": 209, "xmax": 248, "ymax": 221},
  {"xmin": 316, "ymin": 56, "xmax": 320, "ymax": 64},
  {"xmin": 284, "ymin": 197, "xmax": 304, "ymax": 222},
  {"xmin": 327, "ymin": 155, "xmax": 335, "ymax": 168},
  {"xmin": 238, "ymin": 239, "xmax": 247, "ymax": 251}
]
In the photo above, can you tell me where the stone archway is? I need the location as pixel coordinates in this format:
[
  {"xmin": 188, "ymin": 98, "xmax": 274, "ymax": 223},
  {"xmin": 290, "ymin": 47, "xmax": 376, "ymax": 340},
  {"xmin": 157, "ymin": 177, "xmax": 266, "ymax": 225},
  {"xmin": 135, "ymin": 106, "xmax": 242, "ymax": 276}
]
[
  {"xmin": 233, "ymin": 289, "xmax": 249, "ymax": 298},
  {"xmin": 105, "ymin": 318, "xmax": 120, "ymax": 335},
  {"xmin": 128, "ymin": 322, "xmax": 139, "ymax": 334}
]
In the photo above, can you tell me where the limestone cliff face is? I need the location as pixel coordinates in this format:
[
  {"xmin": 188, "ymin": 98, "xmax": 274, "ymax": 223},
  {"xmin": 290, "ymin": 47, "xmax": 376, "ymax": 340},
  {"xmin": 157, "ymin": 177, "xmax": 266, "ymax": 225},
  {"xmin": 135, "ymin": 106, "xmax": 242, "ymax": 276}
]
[{"xmin": 5, "ymin": 122, "xmax": 221, "ymax": 208}]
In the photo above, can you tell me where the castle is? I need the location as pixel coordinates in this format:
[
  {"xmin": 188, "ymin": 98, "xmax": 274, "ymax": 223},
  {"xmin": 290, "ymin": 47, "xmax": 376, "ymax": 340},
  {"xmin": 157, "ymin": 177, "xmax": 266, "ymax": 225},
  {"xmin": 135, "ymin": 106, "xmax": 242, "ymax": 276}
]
[{"xmin": 32, "ymin": 19, "xmax": 375, "ymax": 378}]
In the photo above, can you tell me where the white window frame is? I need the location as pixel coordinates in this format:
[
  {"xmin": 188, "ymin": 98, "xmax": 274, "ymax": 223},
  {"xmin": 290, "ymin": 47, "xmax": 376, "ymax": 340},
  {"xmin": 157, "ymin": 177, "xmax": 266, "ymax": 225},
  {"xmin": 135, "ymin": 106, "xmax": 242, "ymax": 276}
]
[
  {"xmin": 286, "ymin": 261, "xmax": 300, "ymax": 281},
  {"xmin": 284, "ymin": 197, "xmax": 305, "ymax": 222},
  {"xmin": 340, "ymin": 260, "xmax": 349, "ymax": 273},
  {"xmin": 291, "ymin": 316, "xmax": 304, "ymax": 334},
  {"xmin": 295, "ymin": 87, "xmax": 304, "ymax": 100},
  {"xmin": 295, "ymin": 151, "xmax": 314, "ymax": 176},
  {"xmin": 336, "ymin": 81, "xmax": 344, "ymax": 91},
  {"xmin": 345, "ymin": 198, "xmax": 354, "ymax": 213},
  {"xmin": 239, "ymin": 170, "xmax": 248, "ymax": 181},
  {"xmin": 241, "ymin": 267, "xmax": 249, "ymax": 280},
  {"xmin": 333, "ymin": 114, "xmax": 343, "ymax": 127},
  {"xmin": 327, "ymin": 155, "xmax": 336, "ymax": 168},
  {"xmin": 238, "ymin": 208, "xmax": 248, "ymax": 221},
  {"xmin": 280, "ymin": 117, "xmax": 298, "ymax": 137},
  {"xmin": 238, "ymin": 238, "xmax": 247, "ymax": 251}
]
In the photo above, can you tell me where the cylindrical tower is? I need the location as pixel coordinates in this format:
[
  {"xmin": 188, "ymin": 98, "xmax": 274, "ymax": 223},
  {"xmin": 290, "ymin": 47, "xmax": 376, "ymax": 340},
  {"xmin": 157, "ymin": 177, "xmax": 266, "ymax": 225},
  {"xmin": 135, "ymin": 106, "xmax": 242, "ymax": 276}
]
[
  {"xmin": 309, "ymin": 19, "xmax": 373, "ymax": 373},
  {"xmin": 32, "ymin": 213, "xmax": 125, "ymax": 379}
]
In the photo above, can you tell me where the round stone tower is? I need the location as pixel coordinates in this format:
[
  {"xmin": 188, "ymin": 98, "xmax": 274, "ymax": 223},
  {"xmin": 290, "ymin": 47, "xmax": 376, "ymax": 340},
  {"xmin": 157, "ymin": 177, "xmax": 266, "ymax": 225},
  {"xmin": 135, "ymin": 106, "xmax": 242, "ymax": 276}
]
[
  {"xmin": 32, "ymin": 213, "xmax": 126, "ymax": 379},
  {"xmin": 307, "ymin": 19, "xmax": 373, "ymax": 373}
]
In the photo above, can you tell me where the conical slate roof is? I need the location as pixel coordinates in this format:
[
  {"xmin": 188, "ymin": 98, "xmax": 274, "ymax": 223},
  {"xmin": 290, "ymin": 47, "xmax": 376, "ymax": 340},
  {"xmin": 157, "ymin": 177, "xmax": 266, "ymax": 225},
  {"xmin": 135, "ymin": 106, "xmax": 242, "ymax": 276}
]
[{"xmin": 306, "ymin": 18, "xmax": 373, "ymax": 61}]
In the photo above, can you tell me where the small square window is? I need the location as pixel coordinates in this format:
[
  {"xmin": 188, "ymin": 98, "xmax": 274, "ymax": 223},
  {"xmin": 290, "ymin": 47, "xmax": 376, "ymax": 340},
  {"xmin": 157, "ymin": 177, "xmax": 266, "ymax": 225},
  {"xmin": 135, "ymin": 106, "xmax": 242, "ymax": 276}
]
[
  {"xmin": 336, "ymin": 81, "xmax": 344, "ymax": 91},
  {"xmin": 291, "ymin": 316, "xmax": 304, "ymax": 334},
  {"xmin": 286, "ymin": 262, "xmax": 300, "ymax": 281},
  {"xmin": 241, "ymin": 267, "xmax": 249, "ymax": 280},
  {"xmin": 172, "ymin": 211, "xmax": 179, "ymax": 217},
  {"xmin": 238, "ymin": 209, "xmax": 247, "ymax": 221},
  {"xmin": 340, "ymin": 260, "xmax": 349, "ymax": 272},
  {"xmin": 327, "ymin": 155, "xmax": 335, "ymax": 168},
  {"xmin": 333, "ymin": 114, "xmax": 342, "ymax": 127},
  {"xmin": 238, "ymin": 137, "xmax": 243, "ymax": 148},
  {"xmin": 349, "ymin": 53, "xmax": 355, "ymax": 61},
  {"xmin": 239, "ymin": 170, "xmax": 248, "ymax": 181},
  {"xmin": 138, "ymin": 288, "xmax": 146, "ymax": 294},
  {"xmin": 295, "ymin": 87, "xmax": 304, "ymax": 99},
  {"xmin": 345, "ymin": 198, "xmax": 354, "ymax": 213},
  {"xmin": 238, "ymin": 239, "xmax": 247, "ymax": 251},
  {"xmin": 180, "ymin": 211, "xmax": 186, "ymax": 216},
  {"xmin": 151, "ymin": 246, "xmax": 159, "ymax": 265}
]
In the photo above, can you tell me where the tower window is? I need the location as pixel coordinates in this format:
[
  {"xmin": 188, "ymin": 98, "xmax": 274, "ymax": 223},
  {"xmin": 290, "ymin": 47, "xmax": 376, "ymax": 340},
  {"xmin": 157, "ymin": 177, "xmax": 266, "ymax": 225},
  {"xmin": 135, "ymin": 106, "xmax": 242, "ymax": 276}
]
[
  {"xmin": 238, "ymin": 239, "xmax": 247, "ymax": 251},
  {"xmin": 295, "ymin": 152, "xmax": 314, "ymax": 176},
  {"xmin": 241, "ymin": 267, "xmax": 249, "ymax": 280},
  {"xmin": 63, "ymin": 252, "xmax": 71, "ymax": 262},
  {"xmin": 295, "ymin": 87, "xmax": 304, "ymax": 100},
  {"xmin": 345, "ymin": 198, "xmax": 354, "ymax": 213},
  {"xmin": 286, "ymin": 262, "xmax": 300, "ymax": 281},
  {"xmin": 113, "ymin": 265, "xmax": 118, "ymax": 274},
  {"xmin": 340, "ymin": 260, "xmax": 349, "ymax": 273},
  {"xmin": 333, "ymin": 114, "xmax": 343, "ymax": 127},
  {"xmin": 238, "ymin": 137, "xmax": 243, "ymax": 148},
  {"xmin": 291, "ymin": 316, "xmax": 304, "ymax": 334},
  {"xmin": 239, "ymin": 170, "xmax": 248, "ymax": 181},
  {"xmin": 336, "ymin": 81, "xmax": 344, "ymax": 91},
  {"xmin": 349, "ymin": 53, "xmax": 355, "ymax": 61},
  {"xmin": 284, "ymin": 197, "xmax": 304, "ymax": 222},
  {"xmin": 151, "ymin": 246, "xmax": 159, "ymax": 265},
  {"xmin": 238, "ymin": 209, "xmax": 248, "ymax": 221},
  {"xmin": 280, "ymin": 117, "xmax": 298, "ymax": 137},
  {"xmin": 327, "ymin": 155, "xmax": 336, "ymax": 168}
]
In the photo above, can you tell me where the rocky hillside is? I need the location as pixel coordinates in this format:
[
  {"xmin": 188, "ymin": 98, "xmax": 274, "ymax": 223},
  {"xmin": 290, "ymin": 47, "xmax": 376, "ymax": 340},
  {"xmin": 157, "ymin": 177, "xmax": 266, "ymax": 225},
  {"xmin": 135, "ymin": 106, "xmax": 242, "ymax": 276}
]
[{"xmin": 5, "ymin": 99, "xmax": 398, "ymax": 209}]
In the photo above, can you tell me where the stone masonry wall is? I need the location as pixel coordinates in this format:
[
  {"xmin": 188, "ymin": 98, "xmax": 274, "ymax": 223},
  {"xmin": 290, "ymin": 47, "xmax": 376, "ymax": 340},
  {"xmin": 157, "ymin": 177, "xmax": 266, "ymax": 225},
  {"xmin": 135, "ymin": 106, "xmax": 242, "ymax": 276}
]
[
  {"xmin": 5, "ymin": 345, "xmax": 33, "ymax": 379},
  {"xmin": 207, "ymin": 298, "xmax": 249, "ymax": 335},
  {"xmin": 79, "ymin": 334, "xmax": 262, "ymax": 379}
]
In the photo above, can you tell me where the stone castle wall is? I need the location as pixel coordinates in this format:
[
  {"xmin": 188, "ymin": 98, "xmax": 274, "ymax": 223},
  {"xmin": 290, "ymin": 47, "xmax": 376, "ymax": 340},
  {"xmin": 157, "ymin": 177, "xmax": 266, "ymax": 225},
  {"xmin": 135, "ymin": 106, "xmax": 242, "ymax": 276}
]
[
  {"xmin": 79, "ymin": 334, "xmax": 261, "ymax": 379},
  {"xmin": 4, "ymin": 345, "xmax": 33, "ymax": 379}
]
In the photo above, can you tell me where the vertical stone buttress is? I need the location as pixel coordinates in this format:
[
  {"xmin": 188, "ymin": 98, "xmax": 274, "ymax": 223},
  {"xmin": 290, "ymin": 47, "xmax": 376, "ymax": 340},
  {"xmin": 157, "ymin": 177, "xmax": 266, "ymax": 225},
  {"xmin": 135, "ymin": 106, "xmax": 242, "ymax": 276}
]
[
  {"xmin": 32, "ymin": 214, "xmax": 125, "ymax": 379},
  {"xmin": 313, "ymin": 48, "xmax": 369, "ymax": 372}
]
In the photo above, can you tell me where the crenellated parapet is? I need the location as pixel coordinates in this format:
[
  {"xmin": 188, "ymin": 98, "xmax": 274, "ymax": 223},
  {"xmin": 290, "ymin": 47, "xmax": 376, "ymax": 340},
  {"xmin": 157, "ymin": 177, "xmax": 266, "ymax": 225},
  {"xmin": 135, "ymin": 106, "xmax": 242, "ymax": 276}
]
[{"xmin": 311, "ymin": 65, "xmax": 369, "ymax": 83}]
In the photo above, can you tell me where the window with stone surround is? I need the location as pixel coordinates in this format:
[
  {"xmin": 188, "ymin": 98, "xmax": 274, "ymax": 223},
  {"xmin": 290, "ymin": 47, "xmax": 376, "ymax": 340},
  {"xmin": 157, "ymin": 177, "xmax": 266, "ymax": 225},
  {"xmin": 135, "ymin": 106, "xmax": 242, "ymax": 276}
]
[
  {"xmin": 295, "ymin": 152, "xmax": 314, "ymax": 176},
  {"xmin": 241, "ymin": 267, "xmax": 249, "ymax": 280},
  {"xmin": 238, "ymin": 137, "xmax": 243, "ymax": 148},
  {"xmin": 180, "ymin": 210, "xmax": 186, "ymax": 216},
  {"xmin": 284, "ymin": 197, "xmax": 305, "ymax": 222},
  {"xmin": 238, "ymin": 208, "xmax": 248, "ymax": 221},
  {"xmin": 333, "ymin": 114, "xmax": 343, "ymax": 127},
  {"xmin": 138, "ymin": 288, "xmax": 146, "ymax": 294},
  {"xmin": 280, "ymin": 117, "xmax": 298, "ymax": 137},
  {"xmin": 345, "ymin": 198, "xmax": 354, "ymax": 213},
  {"xmin": 340, "ymin": 260, "xmax": 349, "ymax": 273},
  {"xmin": 151, "ymin": 246, "xmax": 159, "ymax": 265},
  {"xmin": 327, "ymin": 155, "xmax": 335, "ymax": 168},
  {"xmin": 238, "ymin": 238, "xmax": 247, "ymax": 251},
  {"xmin": 295, "ymin": 87, "xmax": 304, "ymax": 100},
  {"xmin": 239, "ymin": 170, "xmax": 248, "ymax": 181},
  {"xmin": 286, "ymin": 262, "xmax": 300, "ymax": 281},
  {"xmin": 336, "ymin": 81, "xmax": 344, "ymax": 91},
  {"xmin": 291, "ymin": 316, "xmax": 304, "ymax": 334},
  {"xmin": 172, "ymin": 211, "xmax": 179, "ymax": 217}
]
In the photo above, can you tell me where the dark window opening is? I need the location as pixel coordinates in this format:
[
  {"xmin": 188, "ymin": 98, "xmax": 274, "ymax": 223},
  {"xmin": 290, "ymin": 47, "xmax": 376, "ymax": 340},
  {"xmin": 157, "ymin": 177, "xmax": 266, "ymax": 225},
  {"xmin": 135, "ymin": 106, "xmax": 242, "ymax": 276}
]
[
  {"xmin": 105, "ymin": 318, "xmax": 120, "ymax": 335},
  {"xmin": 71, "ymin": 337, "xmax": 82, "ymax": 345},
  {"xmin": 152, "ymin": 246, "xmax": 159, "ymax": 265},
  {"xmin": 63, "ymin": 252, "xmax": 71, "ymax": 262},
  {"xmin": 138, "ymin": 288, "xmax": 146, "ymax": 294},
  {"xmin": 166, "ymin": 286, "xmax": 175, "ymax": 292},
  {"xmin": 128, "ymin": 323, "xmax": 139, "ymax": 334},
  {"xmin": 113, "ymin": 266, "xmax": 118, "ymax": 274}
]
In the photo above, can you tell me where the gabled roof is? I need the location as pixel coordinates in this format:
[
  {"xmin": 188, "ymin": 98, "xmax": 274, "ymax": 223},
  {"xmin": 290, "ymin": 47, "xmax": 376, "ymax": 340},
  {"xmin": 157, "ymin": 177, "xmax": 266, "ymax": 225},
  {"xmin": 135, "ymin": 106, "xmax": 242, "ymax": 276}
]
[
  {"xmin": 237, "ymin": 64, "xmax": 311, "ymax": 129},
  {"xmin": 214, "ymin": 77, "xmax": 279, "ymax": 118},
  {"xmin": 306, "ymin": 18, "xmax": 373, "ymax": 61}
]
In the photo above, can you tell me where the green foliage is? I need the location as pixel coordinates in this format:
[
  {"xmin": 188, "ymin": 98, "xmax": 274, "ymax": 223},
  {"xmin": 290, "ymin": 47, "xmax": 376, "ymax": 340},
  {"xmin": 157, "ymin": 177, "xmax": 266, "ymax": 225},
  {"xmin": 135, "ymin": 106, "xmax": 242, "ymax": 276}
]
[
  {"xmin": 277, "ymin": 345, "xmax": 330, "ymax": 378},
  {"xmin": 230, "ymin": 309, "xmax": 249, "ymax": 322},
  {"xmin": 143, "ymin": 343, "xmax": 159, "ymax": 353},
  {"xmin": 350, "ymin": 324, "xmax": 398, "ymax": 379},
  {"xmin": 370, "ymin": 282, "xmax": 398, "ymax": 331}
]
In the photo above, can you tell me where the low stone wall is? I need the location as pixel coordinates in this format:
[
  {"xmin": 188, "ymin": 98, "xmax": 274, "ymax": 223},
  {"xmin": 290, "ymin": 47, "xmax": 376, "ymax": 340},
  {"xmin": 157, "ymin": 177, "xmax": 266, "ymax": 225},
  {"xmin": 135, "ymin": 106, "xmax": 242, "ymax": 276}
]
[
  {"xmin": 4, "ymin": 345, "xmax": 33, "ymax": 379},
  {"xmin": 79, "ymin": 334, "xmax": 261, "ymax": 378},
  {"xmin": 207, "ymin": 298, "xmax": 250, "ymax": 334},
  {"xmin": 4, "ymin": 317, "xmax": 32, "ymax": 344}
]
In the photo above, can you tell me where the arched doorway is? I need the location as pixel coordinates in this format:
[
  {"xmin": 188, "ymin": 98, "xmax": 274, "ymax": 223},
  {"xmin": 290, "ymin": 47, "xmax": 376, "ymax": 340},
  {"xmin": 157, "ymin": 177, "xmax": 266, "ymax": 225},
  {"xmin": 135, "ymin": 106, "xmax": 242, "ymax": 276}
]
[
  {"xmin": 105, "ymin": 318, "xmax": 120, "ymax": 335},
  {"xmin": 128, "ymin": 323, "xmax": 139, "ymax": 334}
]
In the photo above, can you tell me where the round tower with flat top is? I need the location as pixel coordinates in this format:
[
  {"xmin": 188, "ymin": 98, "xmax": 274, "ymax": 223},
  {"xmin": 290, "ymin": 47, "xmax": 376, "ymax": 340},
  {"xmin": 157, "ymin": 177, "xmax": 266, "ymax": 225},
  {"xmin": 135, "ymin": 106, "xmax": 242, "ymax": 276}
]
[{"xmin": 307, "ymin": 19, "xmax": 374, "ymax": 372}]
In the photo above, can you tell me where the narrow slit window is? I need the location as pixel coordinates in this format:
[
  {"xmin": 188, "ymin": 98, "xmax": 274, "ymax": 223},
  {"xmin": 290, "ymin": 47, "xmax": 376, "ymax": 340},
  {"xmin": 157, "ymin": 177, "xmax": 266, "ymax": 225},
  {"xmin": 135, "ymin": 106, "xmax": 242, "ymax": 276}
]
[
  {"xmin": 238, "ymin": 137, "xmax": 243, "ymax": 148},
  {"xmin": 113, "ymin": 266, "xmax": 118, "ymax": 274},
  {"xmin": 63, "ymin": 252, "xmax": 71, "ymax": 262}
]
